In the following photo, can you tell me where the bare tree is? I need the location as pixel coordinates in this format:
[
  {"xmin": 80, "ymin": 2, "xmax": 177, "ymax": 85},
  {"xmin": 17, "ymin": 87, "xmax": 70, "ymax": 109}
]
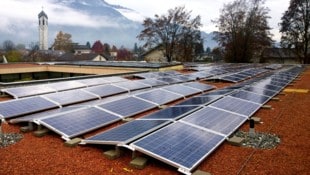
[
  {"xmin": 2, "ymin": 40, "xmax": 15, "ymax": 52},
  {"xmin": 214, "ymin": 0, "xmax": 273, "ymax": 62},
  {"xmin": 280, "ymin": 0, "xmax": 310, "ymax": 64},
  {"xmin": 137, "ymin": 6, "xmax": 202, "ymax": 62}
]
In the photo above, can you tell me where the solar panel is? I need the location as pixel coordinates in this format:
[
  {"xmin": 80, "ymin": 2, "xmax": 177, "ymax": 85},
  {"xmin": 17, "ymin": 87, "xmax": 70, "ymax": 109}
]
[
  {"xmin": 202, "ymin": 89, "xmax": 234, "ymax": 96},
  {"xmin": 181, "ymin": 106, "xmax": 247, "ymax": 136},
  {"xmin": 135, "ymin": 78, "xmax": 168, "ymax": 87},
  {"xmin": 45, "ymin": 81, "xmax": 86, "ymax": 91},
  {"xmin": 131, "ymin": 122, "xmax": 225, "ymax": 173},
  {"xmin": 2, "ymin": 85, "xmax": 56, "ymax": 98},
  {"xmin": 135, "ymin": 89, "xmax": 183, "ymax": 106},
  {"xmin": 220, "ymin": 75, "xmax": 244, "ymax": 83},
  {"xmin": 84, "ymin": 84, "xmax": 128, "ymax": 97},
  {"xmin": 142, "ymin": 106, "xmax": 198, "ymax": 120},
  {"xmin": 156, "ymin": 77, "xmax": 183, "ymax": 84},
  {"xmin": 182, "ymin": 82, "xmax": 215, "ymax": 92},
  {"xmin": 102, "ymin": 76, "xmax": 128, "ymax": 83},
  {"xmin": 113, "ymin": 81, "xmax": 151, "ymax": 91},
  {"xmin": 173, "ymin": 75, "xmax": 197, "ymax": 82},
  {"xmin": 42, "ymin": 89, "xmax": 99, "ymax": 106},
  {"xmin": 39, "ymin": 107, "xmax": 121, "ymax": 139},
  {"xmin": 243, "ymin": 86, "xmax": 278, "ymax": 97},
  {"xmin": 175, "ymin": 95, "xmax": 222, "ymax": 106},
  {"xmin": 163, "ymin": 84, "xmax": 202, "ymax": 97},
  {"xmin": 210, "ymin": 96, "xmax": 261, "ymax": 117},
  {"xmin": 76, "ymin": 77, "xmax": 109, "ymax": 86},
  {"xmin": 229, "ymin": 90, "xmax": 270, "ymax": 104},
  {"xmin": 83, "ymin": 120, "xmax": 171, "ymax": 145},
  {"xmin": 98, "ymin": 97, "xmax": 158, "ymax": 118},
  {"xmin": 255, "ymin": 83, "xmax": 283, "ymax": 92},
  {"xmin": 0, "ymin": 96, "xmax": 59, "ymax": 119}
]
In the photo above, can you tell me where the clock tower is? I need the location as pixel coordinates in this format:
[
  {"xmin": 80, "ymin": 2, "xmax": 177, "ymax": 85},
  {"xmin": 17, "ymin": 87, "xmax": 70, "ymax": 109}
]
[{"xmin": 38, "ymin": 9, "xmax": 48, "ymax": 50}]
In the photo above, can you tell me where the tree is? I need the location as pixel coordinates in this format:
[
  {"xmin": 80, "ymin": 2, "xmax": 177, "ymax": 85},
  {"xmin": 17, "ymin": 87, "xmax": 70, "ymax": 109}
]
[
  {"xmin": 103, "ymin": 43, "xmax": 111, "ymax": 56},
  {"xmin": 117, "ymin": 47, "xmax": 132, "ymax": 61},
  {"xmin": 52, "ymin": 31, "xmax": 73, "ymax": 52},
  {"xmin": 91, "ymin": 40, "xmax": 104, "ymax": 54},
  {"xmin": 16, "ymin": 43, "xmax": 26, "ymax": 50},
  {"xmin": 280, "ymin": 0, "xmax": 310, "ymax": 64},
  {"xmin": 137, "ymin": 6, "xmax": 203, "ymax": 62},
  {"xmin": 86, "ymin": 41, "xmax": 91, "ymax": 49},
  {"xmin": 214, "ymin": 0, "xmax": 273, "ymax": 62},
  {"xmin": 5, "ymin": 50, "xmax": 22, "ymax": 62},
  {"xmin": 2, "ymin": 40, "xmax": 15, "ymax": 51}
]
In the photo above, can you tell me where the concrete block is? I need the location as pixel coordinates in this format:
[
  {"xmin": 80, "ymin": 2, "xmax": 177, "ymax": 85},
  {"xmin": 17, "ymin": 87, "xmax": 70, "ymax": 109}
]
[
  {"xmin": 262, "ymin": 105, "xmax": 272, "ymax": 109},
  {"xmin": 64, "ymin": 138, "xmax": 82, "ymax": 147},
  {"xmin": 103, "ymin": 149, "xmax": 121, "ymax": 160},
  {"xmin": 159, "ymin": 105, "xmax": 168, "ymax": 109},
  {"xmin": 271, "ymin": 97, "xmax": 280, "ymax": 101},
  {"xmin": 122, "ymin": 118, "xmax": 134, "ymax": 122},
  {"xmin": 33, "ymin": 128, "xmax": 49, "ymax": 137},
  {"xmin": 129, "ymin": 156, "xmax": 148, "ymax": 170},
  {"xmin": 251, "ymin": 117, "xmax": 261, "ymax": 124},
  {"xmin": 20, "ymin": 126, "xmax": 31, "ymax": 133},
  {"xmin": 227, "ymin": 136, "xmax": 244, "ymax": 146},
  {"xmin": 192, "ymin": 170, "xmax": 212, "ymax": 175}
]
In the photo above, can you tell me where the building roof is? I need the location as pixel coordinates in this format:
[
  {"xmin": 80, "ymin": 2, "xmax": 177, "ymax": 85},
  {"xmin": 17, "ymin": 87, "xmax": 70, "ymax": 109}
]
[
  {"xmin": 55, "ymin": 53, "xmax": 110, "ymax": 62},
  {"xmin": 38, "ymin": 10, "xmax": 48, "ymax": 19},
  {"xmin": 73, "ymin": 45, "xmax": 91, "ymax": 50}
]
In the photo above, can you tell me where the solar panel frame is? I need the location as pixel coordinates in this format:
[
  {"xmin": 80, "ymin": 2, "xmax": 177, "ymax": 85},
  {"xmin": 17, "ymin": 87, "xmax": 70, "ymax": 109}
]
[
  {"xmin": 83, "ymin": 119, "xmax": 171, "ymax": 145},
  {"xmin": 39, "ymin": 107, "xmax": 121, "ymax": 139},
  {"xmin": 210, "ymin": 96, "xmax": 262, "ymax": 117},
  {"xmin": 135, "ymin": 89, "xmax": 184, "ymax": 106},
  {"xmin": 0, "ymin": 96, "xmax": 59, "ymax": 119},
  {"xmin": 229, "ymin": 90, "xmax": 271, "ymax": 104},
  {"xmin": 181, "ymin": 106, "xmax": 247, "ymax": 136},
  {"xmin": 130, "ymin": 122, "xmax": 226, "ymax": 173},
  {"xmin": 98, "ymin": 96, "xmax": 158, "ymax": 118}
]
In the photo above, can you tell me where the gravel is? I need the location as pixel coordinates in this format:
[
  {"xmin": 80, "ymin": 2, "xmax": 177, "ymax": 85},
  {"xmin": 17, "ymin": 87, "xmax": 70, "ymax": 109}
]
[
  {"xmin": 0, "ymin": 132, "xmax": 23, "ymax": 148},
  {"xmin": 234, "ymin": 130, "xmax": 281, "ymax": 149}
]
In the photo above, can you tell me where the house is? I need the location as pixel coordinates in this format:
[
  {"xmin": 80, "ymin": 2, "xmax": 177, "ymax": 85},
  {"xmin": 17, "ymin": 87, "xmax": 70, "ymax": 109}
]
[
  {"xmin": 56, "ymin": 53, "xmax": 110, "ymax": 62},
  {"xmin": 72, "ymin": 44, "xmax": 91, "ymax": 55},
  {"xmin": 261, "ymin": 48, "xmax": 300, "ymax": 64},
  {"xmin": 141, "ymin": 45, "xmax": 167, "ymax": 62}
]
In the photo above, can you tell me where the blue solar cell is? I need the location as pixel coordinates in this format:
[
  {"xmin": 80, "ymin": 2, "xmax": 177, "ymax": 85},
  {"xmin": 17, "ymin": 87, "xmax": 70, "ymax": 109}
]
[
  {"xmin": 156, "ymin": 77, "xmax": 183, "ymax": 84},
  {"xmin": 210, "ymin": 96, "xmax": 261, "ymax": 117},
  {"xmin": 40, "ymin": 107, "xmax": 121, "ymax": 138},
  {"xmin": 175, "ymin": 95, "xmax": 222, "ymax": 106},
  {"xmin": 84, "ymin": 84, "xmax": 127, "ymax": 97},
  {"xmin": 42, "ymin": 89, "xmax": 99, "ymax": 106},
  {"xmin": 136, "ymin": 79, "xmax": 168, "ymax": 87},
  {"xmin": 113, "ymin": 81, "xmax": 151, "ymax": 91},
  {"xmin": 45, "ymin": 81, "xmax": 86, "ymax": 91},
  {"xmin": 181, "ymin": 106, "xmax": 247, "ymax": 136},
  {"xmin": 220, "ymin": 75, "xmax": 244, "ymax": 83},
  {"xmin": 135, "ymin": 89, "xmax": 183, "ymax": 105},
  {"xmin": 243, "ymin": 86, "xmax": 278, "ymax": 97},
  {"xmin": 182, "ymin": 82, "xmax": 215, "ymax": 91},
  {"xmin": 2, "ymin": 85, "xmax": 56, "ymax": 98},
  {"xmin": 84, "ymin": 120, "xmax": 171, "ymax": 144},
  {"xmin": 142, "ymin": 106, "xmax": 198, "ymax": 120},
  {"xmin": 0, "ymin": 96, "xmax": 58, "ymax": 119},
  {"xmin": 131, "ymin": 122, "xmax": 225, "ymax": 171},
  {"xmin": 230, "ymin": 90, "xmax": 270, "ymax": 104},
  {"xmin": 163, "ymin": 84, "xmax": 202, "ymax": 97},
  {"xmin": 98, "ymin": 97, "xmax": 157, "ymax": 118}
]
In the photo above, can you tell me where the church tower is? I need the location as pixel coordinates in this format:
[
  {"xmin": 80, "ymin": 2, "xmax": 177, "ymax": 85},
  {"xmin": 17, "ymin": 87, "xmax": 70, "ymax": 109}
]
[{"xmin": 38, "ymin": 10, "xmax": 48, "ymax": 50}]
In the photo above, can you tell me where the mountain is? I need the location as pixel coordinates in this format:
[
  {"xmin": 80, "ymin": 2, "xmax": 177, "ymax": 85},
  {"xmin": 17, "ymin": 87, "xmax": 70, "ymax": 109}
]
[{"xmin": 0, "ymin": 0, "xmax": 217, "ymax": 50}]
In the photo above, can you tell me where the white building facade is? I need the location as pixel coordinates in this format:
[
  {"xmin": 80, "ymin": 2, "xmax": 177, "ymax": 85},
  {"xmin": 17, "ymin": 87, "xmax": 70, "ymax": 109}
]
[{"xmin": 38, "ymin": 10, "xmax": 48, "ymax": 50}]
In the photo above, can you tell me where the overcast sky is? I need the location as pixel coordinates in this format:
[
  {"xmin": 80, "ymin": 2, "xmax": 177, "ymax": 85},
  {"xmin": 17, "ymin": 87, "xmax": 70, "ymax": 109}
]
[
  {"xmin": 105, "ymin": 0, "xmax": 291, "ymax": 41},
  {"xmin": 0, "ymin": 0, "xmax": 290, "ymax": 42}
]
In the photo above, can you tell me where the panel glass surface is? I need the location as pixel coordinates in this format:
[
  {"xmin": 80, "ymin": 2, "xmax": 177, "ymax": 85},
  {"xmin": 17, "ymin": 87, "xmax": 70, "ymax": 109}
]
[
  {"xmin": 102, "ymin": 76, "xmax": 128, "ymax": 83},
  {"xmin": 0, "ymin": 96, "xmax": 58, "ymax": 119},
  {"xmin": 113, "ymin": 81, "xmax": 151, "ymax": 91},
  {"xmin": 84, "ymin": 84, "xmax": 128, "ymax": 97},
  {"xmin": 3, "ymin": 85, "xmax": 56, "ymax": 98},
  {"xmin": 243, "ymin": 86, "xmax": 278, "ymax": 97},
  {"xmin": 98, "ymin": 97, "xmax": 157, "ymax": 118},
  {"xmin": 84, "ymin": 120, "xmax": 170, "ymax": 144},
  {"xmin": 42, "ymin": 89, "xmax": 98, "ymax": 106},
  {"xmin": 40, "ymin": 107, "xmax": 120, "ymax": 138},
  {"xmin": 156, "ymin": 77, "xmax": 183, "ymax": 84},
  {"xmin": 229, "ymin": 90, "xmax": 270, "ymax": 104},
  {"xmin": 220, "ymin": 75, "xmax": 244, "ymax": 83},
  {"xmin": 182, "ymin": 82, "xmax": 215, "ymax": 91},
  {"xmin": 142, "ymin": 106, "xmax": 198, "ymax": 120},
  {"xmin": 181, "ymin": 106, "xmax": 247, "ymax": 136},
  {"xmin": 132, "ymin": 122, "xmax": 225, "ymax": 170},
  {"xmin": 135, "ymin": 89, "xmax": 183, "ymax": 105},
  {"xmin": 210, "ymin": 96, "xmax": 261, "ymax": 117},
  {"xmin": 163, "ymin": 84, "xmax": 201, "ymax": 97},
  {"xmin": 76, "ymin": 77, "xmax": 109, "ymax": 86},
  {"xmin": 255, "ymin": 83, "xmax": 283, "ymax": 92},
  {"xmin": 136, "ymin": 79, "xmax": 168, "ymax": 87},
  {"xmin": 175, "ymin": 95, "xmax": 222, "ymax": 106},
  {"xmin": 45, "ymin": 81, "xmax": 86, "ymax": 91}
]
